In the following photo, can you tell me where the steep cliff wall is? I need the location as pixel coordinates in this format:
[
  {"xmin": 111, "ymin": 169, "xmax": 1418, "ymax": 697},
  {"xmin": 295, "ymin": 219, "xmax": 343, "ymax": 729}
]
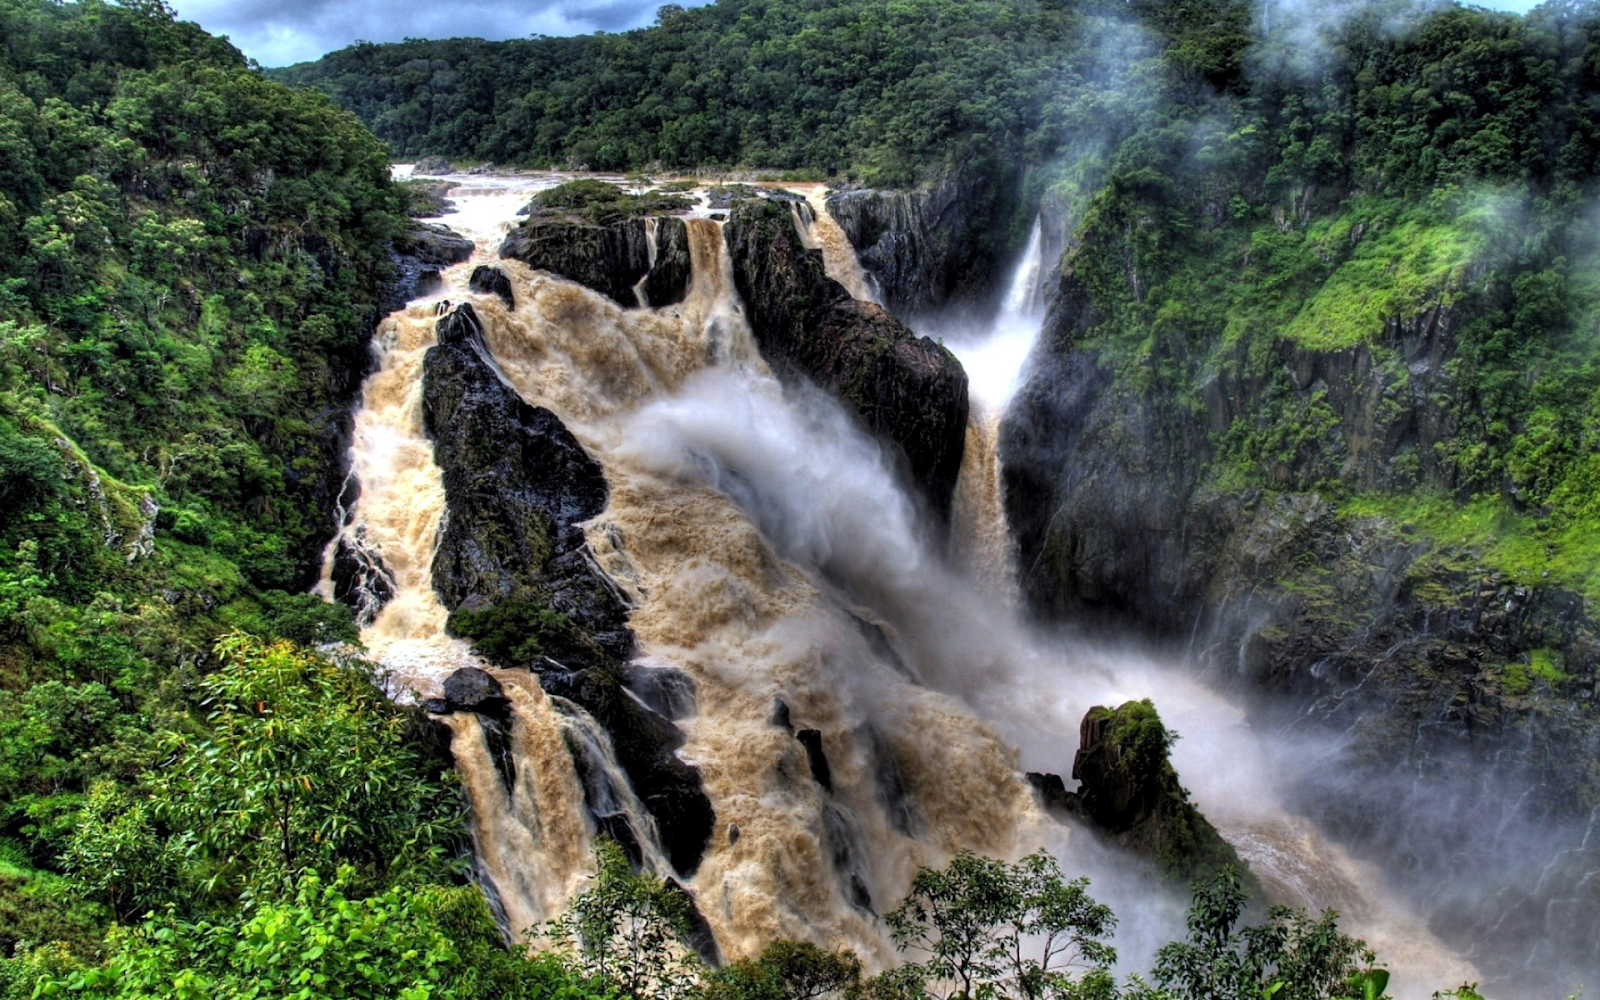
[{"xmin": 1001, "ymin": 219, "xmax": 1600, "ymax": 984}]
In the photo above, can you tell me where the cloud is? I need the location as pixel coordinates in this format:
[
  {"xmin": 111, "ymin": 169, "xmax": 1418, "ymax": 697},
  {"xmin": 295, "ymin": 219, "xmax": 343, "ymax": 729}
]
[{"xmin": 167, "ymin": 0, "xmax": 710, "ymax": 67}]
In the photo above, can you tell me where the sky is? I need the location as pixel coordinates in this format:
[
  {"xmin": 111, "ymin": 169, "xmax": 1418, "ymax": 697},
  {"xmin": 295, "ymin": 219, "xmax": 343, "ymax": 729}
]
[
  {"xmin": 170, "ymin": 0, "xmax": 1541, "ymax": 70},
  {"xmin": 167, "ymin": 0, "xmax": 711, "ymax": 67}
]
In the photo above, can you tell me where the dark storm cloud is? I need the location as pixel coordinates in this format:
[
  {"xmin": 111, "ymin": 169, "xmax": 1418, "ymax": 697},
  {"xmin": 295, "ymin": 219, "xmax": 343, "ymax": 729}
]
[{"xmin": 167, "ymin": 0, "xmax": 705, "ymax": 67}]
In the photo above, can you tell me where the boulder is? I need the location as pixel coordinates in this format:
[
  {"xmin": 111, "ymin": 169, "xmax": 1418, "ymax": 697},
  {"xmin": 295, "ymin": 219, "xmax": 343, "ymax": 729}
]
[
  {"xmin": 443, "ymin": 666, "xmax": 510, "ymax": 714},
  {"xmin": 468, "ymin": 264, "xmax": 515, "ymax": 309},
  {"xmin": 724, "ymin": 197, "xmax": 969, "ymax": 518}
]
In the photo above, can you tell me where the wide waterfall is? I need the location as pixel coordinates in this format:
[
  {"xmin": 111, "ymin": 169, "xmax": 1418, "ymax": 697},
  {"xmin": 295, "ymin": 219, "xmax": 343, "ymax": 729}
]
[{"xmin": 322, "ymin": 174, "xmax": 1479, "ymax": 993}]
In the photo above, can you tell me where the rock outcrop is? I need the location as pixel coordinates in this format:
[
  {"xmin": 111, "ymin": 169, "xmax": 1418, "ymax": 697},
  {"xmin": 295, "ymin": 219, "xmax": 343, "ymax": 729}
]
[
  {"xmin": 422, "ymin": 302, "xmax": 715, "ymax": 877},
  {"xmin": 641, "ymin": 217, "xmax": 691, "ymax": 307},
  {"xmin": 499, "ymin": 215, "xmax": 690, "ymax": 308},
  {"xmin": 724, "ymin": 197, "xmax": 969, "ymax": 518},
  {"xmin": 1030, "ymin": 701, "xmax": 1245, "ymax": 885},
  {"xmin": 388, "ymin": 223, "xmax": 473, "ymax": 311},
  {"xmin": 825, "ymin": 164, "xmax": 1025, "ymax": 316}
]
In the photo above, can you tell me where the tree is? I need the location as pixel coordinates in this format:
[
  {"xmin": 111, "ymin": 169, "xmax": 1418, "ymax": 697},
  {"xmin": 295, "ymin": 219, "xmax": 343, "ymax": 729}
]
[
  {"xmin": 152, "ymin": 634, "xmax": 462, "ymax": 901},
  {"xmin": 885, "ymin": 850, "xmax": 1117, "ymax": 1000},
  {"xmin": 703, "ymin": 940, "xmax": 863, "ymax": 1000},
  {"xmin": 549, "ymin": 840, "xmax": 704, "ymax": 1000},
  {"xmin": 1147, "ymin": 868, "xmax": 1380, "ymax": 1000}
]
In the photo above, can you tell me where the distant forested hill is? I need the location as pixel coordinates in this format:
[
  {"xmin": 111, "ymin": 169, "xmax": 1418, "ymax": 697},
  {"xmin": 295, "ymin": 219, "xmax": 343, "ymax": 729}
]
[{"xmin": 266, "ymin": 0, "xmax": 1254, "ymax": 185}]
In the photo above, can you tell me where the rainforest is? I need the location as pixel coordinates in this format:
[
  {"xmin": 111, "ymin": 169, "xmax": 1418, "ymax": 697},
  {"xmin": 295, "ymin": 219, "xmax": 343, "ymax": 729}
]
[{"xmin": 1, "ymin": 0, "xmax": 1598, "ymax": 997}]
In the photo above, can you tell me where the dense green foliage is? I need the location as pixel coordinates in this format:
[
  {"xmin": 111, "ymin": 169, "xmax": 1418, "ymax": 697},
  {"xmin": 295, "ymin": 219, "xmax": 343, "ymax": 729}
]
[
  {"xmin": 0, "ymin": 0, "xmax": 415, "ymax": 967},
  {"xmin": 1038, "ymin": 0, "xmax": 1600, "ymax": 607},
  {"xmin": 269, "ymin": 0, "xmax": 1188, "ymax": 185}
]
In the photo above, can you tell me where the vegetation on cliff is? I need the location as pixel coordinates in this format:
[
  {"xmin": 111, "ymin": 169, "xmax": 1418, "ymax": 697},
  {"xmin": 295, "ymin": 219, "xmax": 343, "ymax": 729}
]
[{"xmin": 0, "ymin": 0, "xmax": 410, "ymax": 965}]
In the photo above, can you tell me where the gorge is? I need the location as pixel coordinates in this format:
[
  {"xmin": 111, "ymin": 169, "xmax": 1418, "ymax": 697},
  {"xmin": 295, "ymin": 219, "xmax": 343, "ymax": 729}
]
[
  {"xmin": 321, "ymin": 167, "xmax": 1508, "ymax": 994},
  {"xmin": 5, "ymin": 1, "xmax": 1600, "ymax": 997}
]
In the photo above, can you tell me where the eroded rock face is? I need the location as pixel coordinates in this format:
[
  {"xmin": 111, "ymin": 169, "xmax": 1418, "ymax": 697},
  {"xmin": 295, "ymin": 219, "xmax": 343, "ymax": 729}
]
[
  {"xmin": 725, "ymin": 197, "xmax": 969, "ymax": 518},
  {"xmin": 641, "ymin": 217, "xmax": 691, "ymax": 307},
  {"xmin": 420, "ymin": 303, "xmax": 714, "ymax": 877},
  {"xmin": 500, "ymin": 216, "xmax": 651, "ymax": 305},
  {"xmin": 1001, "ymin": 249, "xmax": 1600, "ymax": 988},
  {"xmin": 499, "ymin": 214, "xmax": 693, "ymax": 308},
  {"xmin": 825, "ymin": 164, "xmax": 1024, "ymax": 316}
]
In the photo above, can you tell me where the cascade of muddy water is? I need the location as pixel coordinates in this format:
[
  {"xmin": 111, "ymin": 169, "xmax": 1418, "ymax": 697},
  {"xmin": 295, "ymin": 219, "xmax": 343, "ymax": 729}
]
[{"xmin": 324, "ymin": 179, "xmax": 1477, "ymax": 994}]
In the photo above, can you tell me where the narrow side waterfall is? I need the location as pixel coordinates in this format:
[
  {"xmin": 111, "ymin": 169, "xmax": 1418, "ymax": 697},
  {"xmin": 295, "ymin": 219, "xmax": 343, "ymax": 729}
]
[
  {"xmin": 325, "ymin": 179, "xmax": 1479, "ymax": 994},
  {"xmin": 945, "ymin": 217, "xmax": 1046, "ymax": 602},
  {"xmin": 792, "ymin": 184, "xmax": 881, "ymax": 304}
]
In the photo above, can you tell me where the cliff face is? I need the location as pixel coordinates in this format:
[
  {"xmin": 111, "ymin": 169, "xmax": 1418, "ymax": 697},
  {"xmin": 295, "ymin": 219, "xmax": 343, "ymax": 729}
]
[
  {"xmin": 826, "ymin": 164, "xmax": 1025, "ymax": 316},
  {"xmin": 1001, "ymin": 245, "xmax": 1600, "ymax": 981},
  {"xmin": 499, "ymin": 215, "xmax": 690, "ymax": 307},
  {"xmin": 725, "ymin": 196, "xmax": 970, "ymax": 519}
]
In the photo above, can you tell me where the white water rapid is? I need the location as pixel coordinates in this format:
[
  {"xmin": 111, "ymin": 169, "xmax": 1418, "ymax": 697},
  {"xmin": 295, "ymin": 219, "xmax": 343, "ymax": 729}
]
[{"xmin": 322, "ymin": 176, "xmax": 1478, "ymax": 995}]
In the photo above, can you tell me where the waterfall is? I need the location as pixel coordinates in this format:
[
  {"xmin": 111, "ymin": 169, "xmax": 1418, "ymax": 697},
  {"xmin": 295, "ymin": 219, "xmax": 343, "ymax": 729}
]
[{"xmin": 322, "ymin": 180, "xmax": 1479, "ymax": 993}]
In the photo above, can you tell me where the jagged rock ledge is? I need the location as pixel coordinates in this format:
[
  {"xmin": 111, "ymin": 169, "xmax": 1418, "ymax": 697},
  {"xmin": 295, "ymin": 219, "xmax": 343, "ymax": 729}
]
[
  {"xmin": 421, "ymin": 302, "xmax": 715, "ymax": 878},
  {"xmin": 724, "ymin": 196, "xmax": 969, "ymax": 518},
  {"xmin": 500, "ymin": 215, "xmax": 691, "ymax": 308}
]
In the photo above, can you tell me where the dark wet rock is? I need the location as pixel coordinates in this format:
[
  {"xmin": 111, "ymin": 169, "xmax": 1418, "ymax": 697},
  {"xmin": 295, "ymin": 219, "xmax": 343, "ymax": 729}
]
[
  {"xmin": 623, "ymin": 665, "xmax": 697, "ymax": 720},
  {"xmin": 862, "ymin": 726, "xmax": 917, "ymax": 836},
  {"xmin": 329, "ymin": 532, "xmax": 395, "ymax": 626},
  {"xmin": 396, "ymin": 223, "xmax": 474, "ymax": 267},
  {"xmin": 443, "ymin": 667, "xmax": 510, "ymax": 713},
  {"xmin": 666, "ymin": 878, "xmax": 722, "ymax": 966},
  {"xmin": 469, "ymin": 264, "xmax": 515, "ymax": 309},
  {"xmin": 825, "ymin": 164, "xmax": 1025, "ymax": 316},
  {"xmin": 725, "ymin": 198, "xmax": 969, "ymax": 518},
  {"xmin": 641, "ymin": 217, "xmax": 692, "ymax": 307},
  {"xmin": 561, "ymin": 724, "xmax": 645, "ymax": 869},
  {"xmin": 727, "ymin": 823, "xmax": 741, "ymax": 845},
  {"xmin": 542, "ymin": 667, "xmax": 714, "ymax": 878},
  {"xmin": 385, "ymin": 223, "xmax": 474, "ymax": 315},
  {"xmin": 422, "ymin": 301, "xmax": 714, "ymax": 876},
  {"xmin": 500, "ymin": 215, "xmax": 651, "ymax": 305},
  {"xmin": 423, "ymin": 303, "xmax": 628, "ymax": 657},
  {"xmin": 769, "ymin": 697, "xmax": 793, "ymax": 731},
  {"xmin": 414, "ymin": 268, "xmax": 444, "ymax": 297},
  {"xmin": 499, "ymin": 213, "xmax": 694, "ymax": 309},
  {"xmin": 440, "ymin": 667, "xmax": 516, "ymax": 792},
  {"xmin": 412, "ymin": 155, "xmax": 452, "ymax": 175},
  {"xmin": 1025, "ymin": 771, "xmax": 1074, "ymax": 815},
  {"xmin": 797, "ymin": 729, "xmax": 833, "ymax": 792}
]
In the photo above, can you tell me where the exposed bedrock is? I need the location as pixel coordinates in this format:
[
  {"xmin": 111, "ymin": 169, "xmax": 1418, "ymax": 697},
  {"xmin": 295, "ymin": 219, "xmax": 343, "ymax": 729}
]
[
  {"xmin": 724, "ymin": 197, "xmax": 969, "ymax": 519},
  {"xmin": 421, "ymin": 302, "xmax": 715, "ymax": 877},
  {"xmin": 824, "ymin": 163, "xmax": 1025, "ymax": 316},
  {"xmin": 388, "ymin": 222, "xmax": 473, "ymax": 312},
  {"xmin": 1028, "ymin": 700, "xmax": 1246, "ymax": 887},
  {"xmin": 1001, "ymin": 251, "xmax": 1600, "ymax": 988},
  {"xmin": 499, "ymin": 214, "xmax": 691, "ymax": 308}
]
